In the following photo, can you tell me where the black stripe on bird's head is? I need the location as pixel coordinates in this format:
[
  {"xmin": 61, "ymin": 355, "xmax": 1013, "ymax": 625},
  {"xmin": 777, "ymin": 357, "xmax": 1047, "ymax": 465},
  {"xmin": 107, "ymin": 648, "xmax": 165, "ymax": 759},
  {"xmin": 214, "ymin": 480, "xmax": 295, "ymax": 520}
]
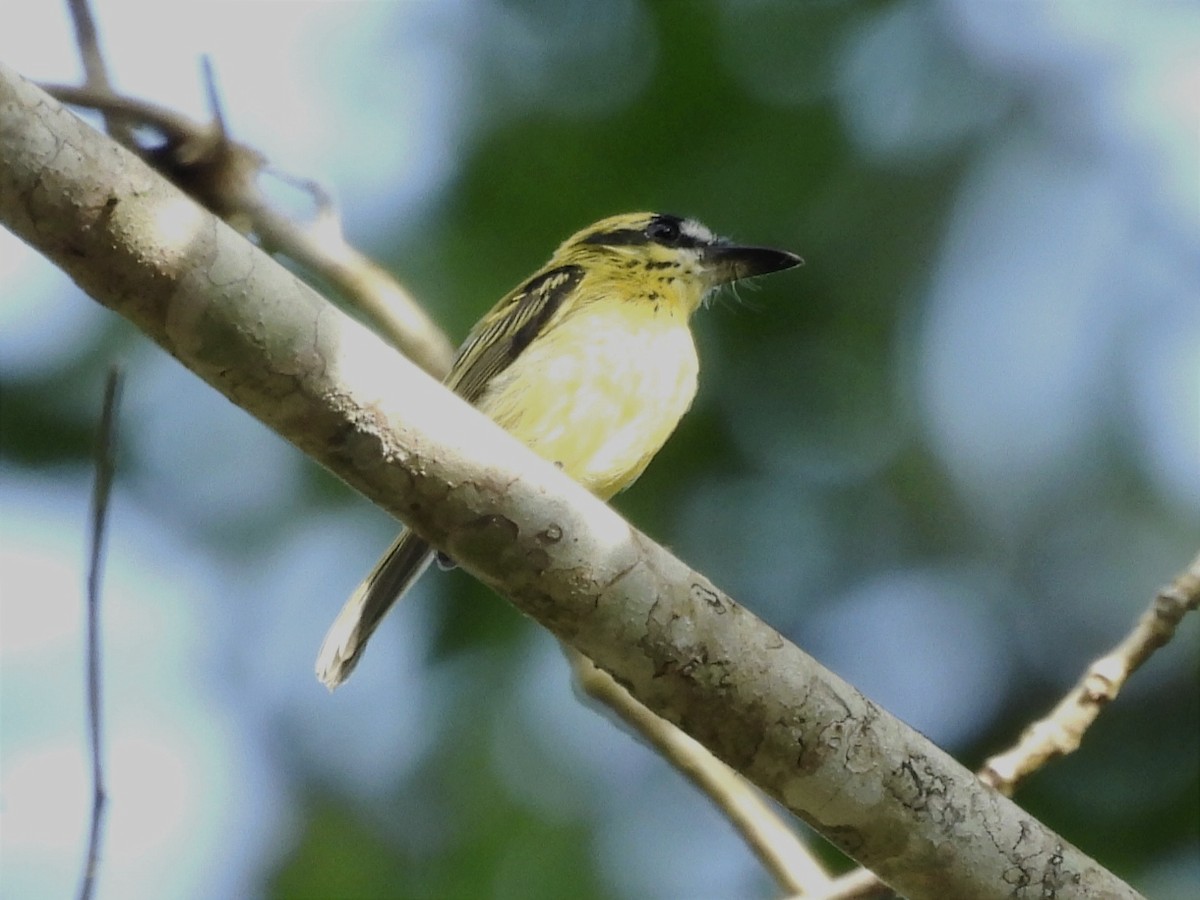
[{"xmin": 577, "ymin": 213, "xmax": 716, "ymax": 251}]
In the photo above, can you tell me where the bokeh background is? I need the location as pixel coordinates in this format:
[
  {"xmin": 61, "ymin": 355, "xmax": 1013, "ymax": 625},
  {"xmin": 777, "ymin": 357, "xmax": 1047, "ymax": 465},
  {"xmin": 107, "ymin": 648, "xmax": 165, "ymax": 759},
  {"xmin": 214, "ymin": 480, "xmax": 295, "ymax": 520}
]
[{"xmin": 2, "ymin": 2, "xmax": 1197, "ymax": 898}]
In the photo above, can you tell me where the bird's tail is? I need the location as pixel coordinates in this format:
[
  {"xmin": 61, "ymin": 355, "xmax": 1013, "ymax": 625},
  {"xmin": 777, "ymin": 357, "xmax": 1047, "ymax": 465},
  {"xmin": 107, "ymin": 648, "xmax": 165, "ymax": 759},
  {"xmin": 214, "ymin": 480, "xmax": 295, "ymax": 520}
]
[{"xmin": 316, "ymin": 530, "xmax": 434, "ymax": 690}]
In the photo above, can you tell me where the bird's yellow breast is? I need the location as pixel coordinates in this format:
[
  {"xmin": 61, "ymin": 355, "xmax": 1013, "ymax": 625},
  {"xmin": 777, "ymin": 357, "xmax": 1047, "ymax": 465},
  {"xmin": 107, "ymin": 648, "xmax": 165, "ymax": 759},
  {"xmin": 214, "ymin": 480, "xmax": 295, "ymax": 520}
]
[{"xmin": 473, "ymin": 297, "xmax": 699, "ymax": 499}]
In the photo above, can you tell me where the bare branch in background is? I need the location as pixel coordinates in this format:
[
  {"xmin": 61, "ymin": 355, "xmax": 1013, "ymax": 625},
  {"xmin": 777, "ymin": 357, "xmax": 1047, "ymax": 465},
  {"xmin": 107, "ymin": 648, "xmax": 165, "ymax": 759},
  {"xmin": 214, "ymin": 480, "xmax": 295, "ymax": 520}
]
[
  {"xmin": 78, "ymin": 366, "xmax": 124, "ymax": 900},
  {"xmin": 67, "ymin": 0, "xmax": 106, "ymax": 86},
  {"xmin": 800, "ymin": 868, "xmax": 898, "ymax": 900},
  {"xmin": 570, "ymin": 650, "xmax": 836, "ymax": 897},
  {"xmin": 981, "ymin": 551, "xmax": 1200, "ymax": 795},
  {"xmin": 50, "ymin": 0, "xmax": 454, "ymax": 376},
  {"xmin": 66, "ymin": 0, "xmax": 133, "ymax": 146}
]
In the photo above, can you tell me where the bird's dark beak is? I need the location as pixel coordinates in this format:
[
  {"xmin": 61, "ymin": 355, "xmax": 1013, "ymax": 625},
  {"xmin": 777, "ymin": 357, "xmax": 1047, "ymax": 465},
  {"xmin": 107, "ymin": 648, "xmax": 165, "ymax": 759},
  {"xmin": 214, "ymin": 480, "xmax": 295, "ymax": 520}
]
[{"xmin": 703, "ymin": 244, "xmax": 804, "ymax": 285}]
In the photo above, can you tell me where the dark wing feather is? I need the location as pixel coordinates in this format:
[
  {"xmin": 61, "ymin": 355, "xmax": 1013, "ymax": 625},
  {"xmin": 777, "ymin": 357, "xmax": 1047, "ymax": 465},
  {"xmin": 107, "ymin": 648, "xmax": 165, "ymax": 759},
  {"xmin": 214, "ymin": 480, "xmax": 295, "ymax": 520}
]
[{"xmin": 446, "ymin": 264, "xmax": 584, "ymax": 403}]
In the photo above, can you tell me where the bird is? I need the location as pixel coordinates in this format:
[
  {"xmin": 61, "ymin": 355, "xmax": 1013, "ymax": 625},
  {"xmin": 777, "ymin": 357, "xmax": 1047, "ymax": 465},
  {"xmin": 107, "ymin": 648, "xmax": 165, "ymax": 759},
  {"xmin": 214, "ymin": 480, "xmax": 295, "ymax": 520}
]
[{"xmin": 316, "ymin": 211, "xmax": 801, "ymax": 688}]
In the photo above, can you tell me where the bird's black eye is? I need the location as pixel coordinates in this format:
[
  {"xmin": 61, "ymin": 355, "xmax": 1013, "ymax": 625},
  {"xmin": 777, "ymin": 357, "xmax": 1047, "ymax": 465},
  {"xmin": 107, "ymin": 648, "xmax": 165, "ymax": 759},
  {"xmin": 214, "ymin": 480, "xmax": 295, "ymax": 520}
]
[{"xmin": 645, "ymin": 217, "xmax": 682, "ymax": 245}]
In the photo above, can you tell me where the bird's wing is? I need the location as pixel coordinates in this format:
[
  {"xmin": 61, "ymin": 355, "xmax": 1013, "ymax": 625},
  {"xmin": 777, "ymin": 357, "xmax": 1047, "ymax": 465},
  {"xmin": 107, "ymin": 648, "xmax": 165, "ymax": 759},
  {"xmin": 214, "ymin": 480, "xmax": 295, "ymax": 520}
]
[{"xmin": 446, "ymin": 264, "xmax": 584, "ymax": 403}]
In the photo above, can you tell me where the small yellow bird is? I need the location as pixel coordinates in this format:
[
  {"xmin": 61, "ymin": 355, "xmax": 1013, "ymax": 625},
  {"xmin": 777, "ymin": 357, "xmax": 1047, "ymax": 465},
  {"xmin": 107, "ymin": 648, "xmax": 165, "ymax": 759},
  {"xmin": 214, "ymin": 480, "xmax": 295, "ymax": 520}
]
[{"xmin": 317, "ymin": 212, "xmax": 801, "ymax": 688}]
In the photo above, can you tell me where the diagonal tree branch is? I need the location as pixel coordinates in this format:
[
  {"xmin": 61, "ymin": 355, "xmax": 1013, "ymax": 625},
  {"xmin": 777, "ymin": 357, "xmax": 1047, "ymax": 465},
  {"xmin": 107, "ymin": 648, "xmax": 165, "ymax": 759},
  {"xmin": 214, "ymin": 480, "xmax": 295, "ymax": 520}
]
[{"xmin": 0, "ymin": 65, "xmax": 1144, "ymax": 900}]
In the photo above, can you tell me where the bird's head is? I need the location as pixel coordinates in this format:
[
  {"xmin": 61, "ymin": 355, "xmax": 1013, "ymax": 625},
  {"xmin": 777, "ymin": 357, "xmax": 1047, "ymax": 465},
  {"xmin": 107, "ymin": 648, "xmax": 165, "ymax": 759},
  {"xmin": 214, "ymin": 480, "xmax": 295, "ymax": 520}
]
[{"xmin": 551, "ymin": 212, "xmax": 802, "ymax": 314}]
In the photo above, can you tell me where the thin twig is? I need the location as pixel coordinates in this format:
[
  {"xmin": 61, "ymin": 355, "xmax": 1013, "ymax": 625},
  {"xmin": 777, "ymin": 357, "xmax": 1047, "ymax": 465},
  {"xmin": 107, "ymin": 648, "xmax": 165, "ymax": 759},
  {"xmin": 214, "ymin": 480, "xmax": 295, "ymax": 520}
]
[
  {"xmin": 200, "ymin": 56, "xmax": 227, "ymax": 143},
  {"xmin": 78, "ymin": 365, "xmax": 124, "ymax": 900},
  {"xmin": 38, "ymin": 84, "xmax": 214, "ymax": 145},
  {"xmin": 568, "ymin": 649, "xmax": 834, "ymax": 897},
  {"xmin": 981, "ymin": 551, "xmax": 1200, "ymax": 795},
  {"xmin": 66, "ymin": 0, "xmax": 134, "ymax": 146},
  {"xmin": 800, "ymin": 867, "xmax": 897, "ymax": 900},
  {"xmin": 67, "ymin": 0, "xmax": 107, "ymax": 87}
]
